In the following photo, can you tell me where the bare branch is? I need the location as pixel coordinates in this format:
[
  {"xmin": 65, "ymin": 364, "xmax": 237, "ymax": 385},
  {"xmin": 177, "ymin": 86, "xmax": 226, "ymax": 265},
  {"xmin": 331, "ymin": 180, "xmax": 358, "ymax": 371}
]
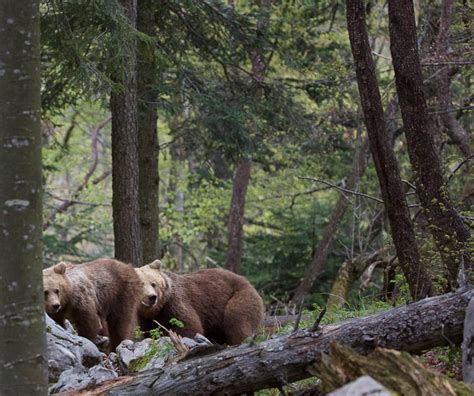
[
  {"xmin": 298, "ymin": 176, "xmax": 383, "ymax": 203},
  {"xmin": 43, "ymin": 117, "xmax": 111, "ymax": 230}
]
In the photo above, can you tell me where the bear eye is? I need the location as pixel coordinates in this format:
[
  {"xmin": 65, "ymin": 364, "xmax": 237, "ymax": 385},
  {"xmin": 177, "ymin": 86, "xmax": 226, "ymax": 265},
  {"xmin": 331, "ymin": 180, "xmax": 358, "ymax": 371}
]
[
  {"xmin": 44, "ymin": 290, "xmax": 49, "ymax": 296},
  {"xmin": 54, "ymin": 289, "xmax": 59, "ymax": 294},
  {"xmin": 151, "ymin": 282, "xmax": 156, "ymax": 288}
]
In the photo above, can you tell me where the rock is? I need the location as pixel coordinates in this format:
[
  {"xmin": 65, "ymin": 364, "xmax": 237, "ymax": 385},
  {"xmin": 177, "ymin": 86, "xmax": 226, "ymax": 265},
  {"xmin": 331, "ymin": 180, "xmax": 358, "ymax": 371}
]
[
  {"xmin": 46, "ymin": 314, "xmax": 103, "ymax": 382},
  {"xmin": 182, "ymin": 337, "xmax": 199, "ymax": 349},
  {"xmin": 327, "ymin": 376, "xmax": 391, "ymax": 396},
  {"xmin": 144, "ymin": 354, "xmax": 166, "ymax": 371},
  {"xmin": 49, "ymin": 365, "xmax": 117, "ymax": 394},
  {"xmin": 182, "ymin": 333, "xmax": 212, "ymax": 349},
  {"xmin": 116, "ymin": 339, "xmax": 151, "ymax": 374},
  {"xmin": 116, "ymin": 337, "xmax": 174, "ymax": 373}
]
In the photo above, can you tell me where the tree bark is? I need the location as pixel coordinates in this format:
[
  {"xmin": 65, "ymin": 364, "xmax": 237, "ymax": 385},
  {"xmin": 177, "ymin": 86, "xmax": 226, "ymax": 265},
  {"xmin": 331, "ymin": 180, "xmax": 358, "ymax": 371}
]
[
  {"xmin": 0, "ymin": 1, "xmax": 48, "ymax": 394},
  {"xmin": 79, "ymin": 289, "xmax": 473, "ymax": 395},
  {"xmin": 225, "ymin": 158, "xmax": 252, "ymax": 273},
  {"xmin": 292, "ymin": 138, "xmax": 370, "ymax": 304},
  {"xmin": 110, "ymin": 0, "xmax": 143, "ymax": 266},
  {"xmin": 137, "ymin": 0, "xmax": 160, "ymax": 264},
  {"xmin": 388, "ymin": 0, "xmax": 472, "ymax": 288},
  {"xmin": 435, "ymin": 0, "xmax": 471, "ymax": 158},
  {"xmin": 318, "ymin": 343, "xmax": 473, "ymax": 395},
  {"xmin": 462, "ymin": 295, "xmax": 474, "ymax": 383},
  {"xmin": 346, "ymin": 0, "xmax": 434, "ymax": 299}
]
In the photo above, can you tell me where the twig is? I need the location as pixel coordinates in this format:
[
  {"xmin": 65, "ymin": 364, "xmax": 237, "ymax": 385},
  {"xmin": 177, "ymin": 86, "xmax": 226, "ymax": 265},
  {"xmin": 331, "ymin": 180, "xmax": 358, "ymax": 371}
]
[
  {"xmin": 372, "ymin": 50, "xmax": 391, "ymax": 60},
  {"xmin": 292, "ymin": 298, "xmax": 305, "ymax": 332},
  {"xmin": 310, "ymin": 306, "xmax": 327, "ymax": 332},
  {"xmin": 402, "ymin": 179, "xmax": 417, "ymax": 191},
  {"xmin": 298, "ymin": 176, "xmax": 383, "ymax": 203},
  {"xmin": 448, "ymin": 154, "xmax": 473, "ymax": 181}
]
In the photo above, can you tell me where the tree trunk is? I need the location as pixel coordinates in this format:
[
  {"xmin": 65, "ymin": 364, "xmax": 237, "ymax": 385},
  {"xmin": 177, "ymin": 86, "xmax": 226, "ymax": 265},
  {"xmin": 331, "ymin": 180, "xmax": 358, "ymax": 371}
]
[
  {"xmin": 137, "ymin": 0, "xmax": 160, "ymax": 264},
  {"xmin": 110, "ymin": 0, "xmax": 143, "ymax": 267},
  {"xmin": 0, "ymin": 1, "xmax": 48, "ymax": 394},
  {"xmin": 462, "ymin": 295, "xmax": 474, "ymax": 383},
  {"xmin": 80, "ymin": 289, "xmax": 473, "ymax": 395},
  {"xmin": 292, "ymin": 138, "xmax": 369, "ymax": 304},
  {"xmin": 225, "ymin": 158, "xmax": 252, "ymax": 273},
  {"xmin": 225, "ymin": 0, "xmax": 271, "ymax": 273},
  {"xmin": 435, "ymin": 0, "xmax": 471, "ymax": 158},
  {"xmin": 388, "ymin": 0, "xmax": 472, "ymax": 288},
  {"xmin": 346, "ymin": 0, "xmax": 434, "ymax": 299}
]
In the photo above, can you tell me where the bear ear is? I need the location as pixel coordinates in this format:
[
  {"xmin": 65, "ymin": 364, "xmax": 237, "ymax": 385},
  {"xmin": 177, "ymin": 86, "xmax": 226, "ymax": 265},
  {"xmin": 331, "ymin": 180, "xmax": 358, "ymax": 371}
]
[
  {"xmin": 148, "ymin": 259, "xmax": 162, "ymax": 270},
  {"xmin": 53, "ymin": 262, "xmax": 67, "ymax": 275}
]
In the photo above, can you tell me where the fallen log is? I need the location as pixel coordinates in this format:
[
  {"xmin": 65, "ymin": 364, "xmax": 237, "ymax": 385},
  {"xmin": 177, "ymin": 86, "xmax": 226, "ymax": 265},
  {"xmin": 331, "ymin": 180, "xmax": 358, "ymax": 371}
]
[
  {"xmin": 66, "ymin": 288, "xmax": 473, "ymax": 395},
  {"xmin": 318, "ymin": 343, "xmax": 473, "ymax": 395}
]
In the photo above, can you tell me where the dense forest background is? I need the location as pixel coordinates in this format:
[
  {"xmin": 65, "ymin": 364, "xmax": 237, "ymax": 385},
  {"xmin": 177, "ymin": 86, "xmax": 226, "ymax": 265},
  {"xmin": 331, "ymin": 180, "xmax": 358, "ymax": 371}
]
[
  {"xmin": 1, "ymin": 0, "xmax": 473, "ymax": 393},
  {"xmin": 40, "ymin": 0, "xmax": 472, "ymax": 310}
]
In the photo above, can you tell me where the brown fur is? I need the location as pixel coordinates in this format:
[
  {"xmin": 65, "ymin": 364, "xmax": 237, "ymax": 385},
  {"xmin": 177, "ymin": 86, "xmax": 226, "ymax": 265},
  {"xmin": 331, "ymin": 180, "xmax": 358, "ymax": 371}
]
[
  {"xmin": 136, "ymin": 261, "xmax": 265, "ymax": 345},
  {"xmin": 43, "ymin": 258, "xmax": 141, "ymax": 350}
]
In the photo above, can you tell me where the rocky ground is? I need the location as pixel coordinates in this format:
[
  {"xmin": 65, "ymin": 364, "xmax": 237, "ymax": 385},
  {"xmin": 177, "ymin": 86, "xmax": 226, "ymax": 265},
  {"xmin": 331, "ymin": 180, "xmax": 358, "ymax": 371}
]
[{"xmin": 46, "ymin": 315, "xmax": 210, "ymax": 393}]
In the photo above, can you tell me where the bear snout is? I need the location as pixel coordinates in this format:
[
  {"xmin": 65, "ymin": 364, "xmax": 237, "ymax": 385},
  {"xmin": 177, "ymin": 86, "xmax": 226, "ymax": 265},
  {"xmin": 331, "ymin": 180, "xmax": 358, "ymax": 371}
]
[
  {"xmin": 148, "ymin": 295, "xmax": 157, "ymax": 305},
  {"xmin": 51, "ymin": 303, "xmax": 61, "ymax": 313}
]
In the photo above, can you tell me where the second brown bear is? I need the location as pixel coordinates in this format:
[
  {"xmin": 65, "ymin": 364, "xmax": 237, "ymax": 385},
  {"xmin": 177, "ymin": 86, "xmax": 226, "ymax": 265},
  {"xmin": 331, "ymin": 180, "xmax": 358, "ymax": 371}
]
[{"xmin": 135, "ymin": 261, "xmax": 265, "ymax": 345}]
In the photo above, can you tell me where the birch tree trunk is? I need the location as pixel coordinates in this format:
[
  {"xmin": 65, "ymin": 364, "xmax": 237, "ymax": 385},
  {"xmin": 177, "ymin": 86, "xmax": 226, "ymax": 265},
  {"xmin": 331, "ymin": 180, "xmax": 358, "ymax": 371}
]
[
  {"xmin": 0, "ymin": 1, "xmax": 48, "ymax": 394},
  {"xmin": 388, "ymin": 0, "xmax": 472, "ymax": 288},
  {"xmin": 110, "ymin": 0, "xmax": 143, "ymax": 266},
  {"xmin": 346, "ymin": 0, "xmax": 434, "ymax": 299}
]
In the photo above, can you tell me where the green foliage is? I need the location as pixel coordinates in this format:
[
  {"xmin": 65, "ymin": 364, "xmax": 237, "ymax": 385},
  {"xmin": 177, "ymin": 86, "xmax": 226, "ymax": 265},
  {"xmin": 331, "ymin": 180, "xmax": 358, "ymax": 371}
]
[
  {"xmin": 169, "ymin": 318, "xmax": 185, "ymax": 329},
  {"xmin": 40, "ymin": 0, "xmax": 472, "ymax": 310}
]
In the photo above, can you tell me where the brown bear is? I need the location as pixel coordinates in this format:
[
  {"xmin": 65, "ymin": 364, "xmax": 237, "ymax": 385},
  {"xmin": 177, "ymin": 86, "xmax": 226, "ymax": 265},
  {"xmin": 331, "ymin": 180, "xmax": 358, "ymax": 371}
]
[
  {"xmin": 43, "ymin": 258, "xmax": 141, "ymax": 350},
  {"xmin": 135, "ymin": 260, "xmax": 265, "ymax": 345}
]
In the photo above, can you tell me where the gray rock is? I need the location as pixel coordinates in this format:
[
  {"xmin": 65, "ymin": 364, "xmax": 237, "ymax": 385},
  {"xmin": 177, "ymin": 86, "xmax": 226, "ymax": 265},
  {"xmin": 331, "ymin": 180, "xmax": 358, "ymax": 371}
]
[
  {"xmin": 181, "ymin": 337, "xmax": 199, "ymax": 349},
  {"xmin": 182, "ymin": 333, "xmax": 213, "ymax": 349},
  {"xmin": 116, "ymin": 337, "xmax": 175, "ymax": 373},
  {"xmin": 144, "ymin": 354, "xmax": 166, "ymax": 371},
  {"xmin": 46, "ymin": 314, "xmax": 103, "ymax": 382},
  {"xmin": 49, "ymin": 365, "xmax": 117, "ymax": 394},
  {"xmin": 328, "ymin": 376, "xmax": 391, "ymax": 396},
  {"xmin": 116, "ymin": 338, "xmax": 152, "ymax": 373}
]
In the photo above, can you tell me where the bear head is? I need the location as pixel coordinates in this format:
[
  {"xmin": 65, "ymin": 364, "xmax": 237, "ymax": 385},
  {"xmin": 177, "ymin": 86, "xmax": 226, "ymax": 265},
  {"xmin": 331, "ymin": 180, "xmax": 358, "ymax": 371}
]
[
  {"xmin": 42, "ymin": 262, "xmax": 72, "ymax": 315},
  {"xmin": 135, "ymin": 260, "xmax": 170, "ymax": 315}
]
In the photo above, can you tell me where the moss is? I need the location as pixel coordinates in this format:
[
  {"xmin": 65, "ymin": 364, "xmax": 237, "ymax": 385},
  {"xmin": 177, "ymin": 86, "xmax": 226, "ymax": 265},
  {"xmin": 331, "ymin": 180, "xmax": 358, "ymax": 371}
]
[{"xmin": 127, "ymin": 338, "xmax": 175, "ymax": 373}]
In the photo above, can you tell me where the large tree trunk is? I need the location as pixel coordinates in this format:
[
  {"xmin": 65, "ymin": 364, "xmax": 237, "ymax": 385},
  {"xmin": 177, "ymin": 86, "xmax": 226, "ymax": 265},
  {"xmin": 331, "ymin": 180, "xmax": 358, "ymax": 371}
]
[
  {"xmin": 346, "ymin": 0, "xmax": 434, "ymax": 299},
  {"xmin": 81, "ymin": 289, "xmax": 473, "ymax": 395},
  {"xmin": 0, "ymin": 1, "xmax": 48, "ymax": 394},
  {"xmin": 137, "ymin": 0, "xmax": 160, "ymax": 264},
  {"xmin": 225, "ymin": 158, "xmax": 252, "ymax": 273},
  {"xmin": 388, "ymin": 0, "xmax": 472, "ymax": 287},
  {"xmin": 292, "ymin": 139, "xmax": 369, "ymax": 304},
  {"xmin": 110, "ymin": 0, "xmax": 143, "ymax": 267}
]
